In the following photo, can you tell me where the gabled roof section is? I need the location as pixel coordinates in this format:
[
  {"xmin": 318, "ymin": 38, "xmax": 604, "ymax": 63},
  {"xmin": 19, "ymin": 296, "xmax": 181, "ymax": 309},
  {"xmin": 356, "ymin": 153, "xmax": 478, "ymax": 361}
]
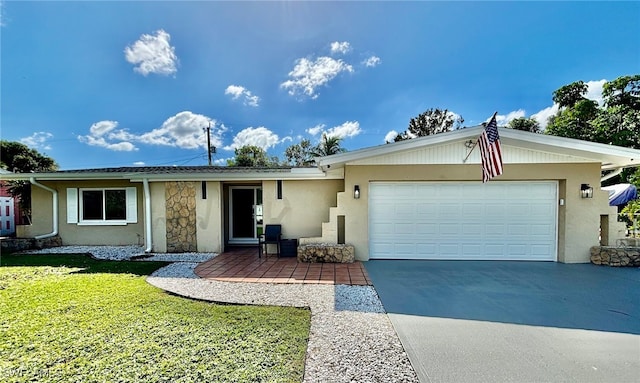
[{"xmin": 317, "ymin": 126, "xmax": 640, "ymax": 171}]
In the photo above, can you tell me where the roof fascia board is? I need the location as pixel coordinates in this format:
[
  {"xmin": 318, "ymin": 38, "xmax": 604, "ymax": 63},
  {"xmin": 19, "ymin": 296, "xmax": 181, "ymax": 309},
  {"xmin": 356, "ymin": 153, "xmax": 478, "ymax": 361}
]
[
  {"xmin": 318, "ymin": 126, "xmax": 639, "ymax": 169},
  {"xmin": 499, "ymin": 129, "xmax": 640, "ymax": 159},
  {"xmin": 129, "ymin": 169, "xmax": 343, "ymax": 182},
  {"xmin": 1, "ymin": 168, "xmax": 343, "ymax": 183},
  {"xmin": 318, "ymin": 126, "xmax": 484, "ymax": 168}
]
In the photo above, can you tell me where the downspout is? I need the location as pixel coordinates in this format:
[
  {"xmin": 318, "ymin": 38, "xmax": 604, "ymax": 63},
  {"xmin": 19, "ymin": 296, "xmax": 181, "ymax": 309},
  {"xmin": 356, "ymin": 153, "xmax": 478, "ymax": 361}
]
[
  {"xmin": 30, "ymin": 177, "xmax": 58, "ymax": 239},
  {"xmin": 143, "ymin": 178, "xmax": 153, "ymax": 252}
]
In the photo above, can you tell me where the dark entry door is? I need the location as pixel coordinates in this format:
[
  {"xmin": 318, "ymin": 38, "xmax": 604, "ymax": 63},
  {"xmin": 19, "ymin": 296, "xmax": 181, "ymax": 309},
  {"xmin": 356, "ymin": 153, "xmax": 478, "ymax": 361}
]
[{"xmin": 229, "ymin": 187, "xmax": 262, "ymax": 244}]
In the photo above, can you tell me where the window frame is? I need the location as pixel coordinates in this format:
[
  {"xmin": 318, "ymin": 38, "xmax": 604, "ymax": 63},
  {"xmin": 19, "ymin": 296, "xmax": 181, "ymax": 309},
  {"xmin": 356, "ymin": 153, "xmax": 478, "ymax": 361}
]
[{"xmin": 67, "ymin": 187, "xmax": 137, "ymax": 226}]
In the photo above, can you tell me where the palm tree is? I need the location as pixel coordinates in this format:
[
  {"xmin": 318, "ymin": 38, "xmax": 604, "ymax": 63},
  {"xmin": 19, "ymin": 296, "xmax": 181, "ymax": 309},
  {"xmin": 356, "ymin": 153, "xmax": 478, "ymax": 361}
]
[{"xmin": 311, "ymin": 133, "xmax": 346, "ymax": 157}]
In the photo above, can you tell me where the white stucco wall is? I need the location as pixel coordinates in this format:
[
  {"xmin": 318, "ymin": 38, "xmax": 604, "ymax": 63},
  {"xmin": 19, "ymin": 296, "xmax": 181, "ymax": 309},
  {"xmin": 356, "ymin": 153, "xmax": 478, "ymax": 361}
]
[
  {"xmin": 149, "ymin": 182, "xmax": 167, "ymax": 252},
  {"xmin": 262, "ymin": 179, "xmax": 343, "ymax": 240},
  {"xmin": 195, "ymin": 181, "xmax": 222, "ymax": 252}
]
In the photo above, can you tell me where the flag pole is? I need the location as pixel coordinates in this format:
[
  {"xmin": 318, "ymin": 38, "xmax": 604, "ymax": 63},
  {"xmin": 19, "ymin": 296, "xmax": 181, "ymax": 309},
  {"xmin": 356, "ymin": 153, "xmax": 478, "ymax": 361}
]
[
  {"xmin": 462, "ymin": 112, "xmax": 498, "ymax": 163},
  {"xmin": 462, "ymin": 140, "xmax": 478, "ymax": 163}
]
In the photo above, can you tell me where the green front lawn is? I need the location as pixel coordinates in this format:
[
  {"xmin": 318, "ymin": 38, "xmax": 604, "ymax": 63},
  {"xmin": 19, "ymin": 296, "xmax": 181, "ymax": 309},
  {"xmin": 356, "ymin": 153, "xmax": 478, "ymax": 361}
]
[{"xmin": 0, "ymin": 254, "xmax": 310, "ymax": 383}]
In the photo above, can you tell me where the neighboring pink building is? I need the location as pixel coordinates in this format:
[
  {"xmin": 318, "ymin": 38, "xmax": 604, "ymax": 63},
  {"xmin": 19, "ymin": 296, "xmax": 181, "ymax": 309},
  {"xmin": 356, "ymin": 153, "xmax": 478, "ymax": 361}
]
[{"xmin": 0, "ymin": 181, "xmax": 23, "ymax": 236}]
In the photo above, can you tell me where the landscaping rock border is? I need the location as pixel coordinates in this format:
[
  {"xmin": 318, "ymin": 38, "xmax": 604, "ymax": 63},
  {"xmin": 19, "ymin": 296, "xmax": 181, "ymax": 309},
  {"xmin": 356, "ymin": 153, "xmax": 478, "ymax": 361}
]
[
  {"xmin": 590, "ymin": 246, "xmax": 640, "ymax": 267},
  {"xmin": 298, "ymin": 243, "xmax": 355, "ymax": 263}
]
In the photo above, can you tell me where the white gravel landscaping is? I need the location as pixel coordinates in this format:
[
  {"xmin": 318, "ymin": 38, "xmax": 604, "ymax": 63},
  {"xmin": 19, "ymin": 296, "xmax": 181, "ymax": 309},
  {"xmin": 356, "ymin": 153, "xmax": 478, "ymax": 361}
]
[
  {"xmin": 18, "ymin": 245, "xmax": 216, "ymax": 263},
  {"xmin": 17, "ymin": 246, "xmax": 418, "ymax": 382},
  {"xmin": 148, "ymin": 263, "xmax": 419, "ymax": 383}
]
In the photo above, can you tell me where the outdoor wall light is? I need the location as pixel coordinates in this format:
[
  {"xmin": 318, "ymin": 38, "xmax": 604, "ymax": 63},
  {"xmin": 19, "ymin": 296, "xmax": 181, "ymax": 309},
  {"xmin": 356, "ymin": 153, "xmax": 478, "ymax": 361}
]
[
  {"xmin": 580, "ymin": 183, "xmax": 594, "ymax": 199},
  {"xmin": 354, "ymin": 185, "xmax": 360, "ymax": 199}
]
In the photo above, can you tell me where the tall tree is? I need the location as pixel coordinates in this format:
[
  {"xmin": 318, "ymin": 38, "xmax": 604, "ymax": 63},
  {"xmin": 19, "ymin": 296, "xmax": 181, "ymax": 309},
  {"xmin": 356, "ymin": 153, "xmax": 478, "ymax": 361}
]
[
  {"xmin": 602, "ymin": 74, "xmax": 640, "ymax": 109},
  {"xmin": 0, "ymin": 140, "xmax": 59, "ymax": 221},
  {"xmin": 545, "ymin": 98, "xmax": 600, "ymax": 141},
  {"xmin": 284, "ymin": 139, "xmax": 315, "ymax": 166},
  {"xmin": 552, "ymin": 80, "xmax": 589, "ymax": 108},
  {"xmin": 545, "ymin": 75, "xmax": 640, "ymax": 186},
  {"xmin": 310, "ymin": 134, "xmax": 346, "ymax": 157},
  {"xmin": 508, "ymin": 117, "xmax": 541, "ymax": 133},
  {"xmin": 394, "ymin": 108, "xmax": 463, "ymax": 141},
  {"xmin": 227, "ymin": 145, "xmax": 280, "ymax": 167}
]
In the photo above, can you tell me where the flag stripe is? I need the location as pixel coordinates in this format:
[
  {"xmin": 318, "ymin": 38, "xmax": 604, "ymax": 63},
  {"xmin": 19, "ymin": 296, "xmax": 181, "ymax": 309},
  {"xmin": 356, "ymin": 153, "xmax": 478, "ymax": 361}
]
[{"xmin": 477, "ymin": 114, "xmax": 503, "ymax": 183}]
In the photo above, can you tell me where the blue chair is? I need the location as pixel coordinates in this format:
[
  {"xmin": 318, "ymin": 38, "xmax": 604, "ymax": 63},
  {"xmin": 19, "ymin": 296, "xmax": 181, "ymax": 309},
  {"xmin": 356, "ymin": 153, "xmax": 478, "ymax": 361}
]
[{"xmin": 259, "ymin": 224, "xmax": 282, "ymax": 258}]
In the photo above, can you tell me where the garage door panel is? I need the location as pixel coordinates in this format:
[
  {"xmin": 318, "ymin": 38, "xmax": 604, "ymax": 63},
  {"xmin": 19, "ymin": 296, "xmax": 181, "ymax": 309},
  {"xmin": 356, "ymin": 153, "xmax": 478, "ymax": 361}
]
[
  {"xmin": 484, "ymin": 224, "xmax": 506, "ymax": 235},
  {"xmin": 438, "ymin": 244, "xmax": 460, "ymax": 255},
  {"xmin": 416, "ymin": 204, "xmax": 438, "ymax": 216},
  {"xmin": 439, "ymin": 223, "xmax": 458, "ymax": 235},
  {"xmin": 417, "ymin": 223, "xmax": 438, "ymax": 235},
  {"xmin": 508, "ymin": 224, "xmax": 530, "ymax": 235},
  {"xmin": 395, "ymin": 223, "xmax": 416, "ymax": 234},
  {"xmin": 369, "ymin": 182, "xmax": 557, "ymax": 261},
  {"xmin": 462, "ymin": 244, "xmax": 483, "ymax": 255},
  {"xmin": 462, "ymin": 224, "xmax": 483, "ymax": 235}
]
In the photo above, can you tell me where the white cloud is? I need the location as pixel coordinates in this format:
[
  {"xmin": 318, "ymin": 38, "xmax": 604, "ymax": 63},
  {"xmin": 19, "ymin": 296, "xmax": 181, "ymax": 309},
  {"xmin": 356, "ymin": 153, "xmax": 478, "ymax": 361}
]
[
  {"xmin": 363, "ymin": 56, "xmax": 381, "ymax": 67},
  {"xmin": 306, "ymin": 124, "xmax": 326, "ymax": 136},
  {"xmin": 79, "ymin": 135, "xmax": 137, "ymax": 152},
  {"xmin": 225, "ymin": 85, "xmax": 260, "ymax": 107},
  {"xmin": 89, "ymin": 120, "xmax": 118, "ymax": 137},
  {"xmin": 495, "ymin": 109, "xmax": 525, "ymax": 126},
  {"xmin": 133, "ymin": 161, "xmax": 146, "ymax": 166},
  {"xmin": 325, "ymin": 121, "xmax": 361, "ymax": 139},
  {"xmin": 78, "ymin": 121, "xmax": 138, "ymax": 152},
  {"xmin": 139, "ymin": 111, "xmax": 223, "ymax": 149},
  {"xmin": 20, "ymin": 132, "xmax": 53, "ymax": 151},
  {"xmin": 330, "ymin": 41, "xmax": 351, "ymax": 55},
  {"xmin": 0, "ymin": 1, "xmax": 6, "ymax": 27},
  {"xmin": 384, "ymin": 130, "xmax": 398, "ymax": 143},
  {"xmin": 280, "ymin": 56, "xmax": 354, "ymax": 99},
  {"xmin": 124, "ymin": 29, "xmax": 178, "ymax": 76},
  {"xmin": 309, "ymin": 121, "xmax": 362, "ymax": 140},
  {"xmin": 586, "ymin": 79, "xmax": 606, "ymax": 106},
  {"xmin": 78, "ymin": 112, "xmax": 224, "ymax": 152},
  {"xmin": 224, "ymin": 127, "xmax": 280, "ymax": 151},
  {"xmin": 531, "ymin": 104, "xmax": 559, "ymax": 129}
]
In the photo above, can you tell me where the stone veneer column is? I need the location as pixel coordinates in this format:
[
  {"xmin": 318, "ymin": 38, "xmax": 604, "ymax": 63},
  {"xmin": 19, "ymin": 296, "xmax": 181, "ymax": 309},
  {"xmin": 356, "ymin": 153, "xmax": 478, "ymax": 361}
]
[{"xmin": 165, "ymin": 181, "xmax": 197, "ymax": 252}]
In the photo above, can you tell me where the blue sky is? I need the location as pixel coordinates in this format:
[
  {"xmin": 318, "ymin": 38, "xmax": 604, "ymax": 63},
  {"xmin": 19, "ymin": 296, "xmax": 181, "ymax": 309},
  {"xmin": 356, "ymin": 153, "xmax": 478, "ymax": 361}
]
[{"xmin": 1, "ymin": 1, "xmax": 638, "ymax": 170}]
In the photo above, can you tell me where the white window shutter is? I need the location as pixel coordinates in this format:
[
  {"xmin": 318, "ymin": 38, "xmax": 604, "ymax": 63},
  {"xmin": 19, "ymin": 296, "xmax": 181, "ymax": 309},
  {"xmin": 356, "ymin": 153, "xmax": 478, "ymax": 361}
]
[
  {"xmin": 66, "ymin": 188, "xmax": 78, "ymax": 224},
  {"xmin": 126, "ymin": 187, "xmax": 137, "ymax": 223}
]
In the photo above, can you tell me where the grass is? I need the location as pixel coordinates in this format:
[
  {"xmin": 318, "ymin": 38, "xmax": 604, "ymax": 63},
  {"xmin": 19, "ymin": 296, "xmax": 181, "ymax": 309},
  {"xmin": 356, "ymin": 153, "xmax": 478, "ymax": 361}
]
[{"xmin": 0, "ymin": 254, "xmax": 311, "ymax": 383}]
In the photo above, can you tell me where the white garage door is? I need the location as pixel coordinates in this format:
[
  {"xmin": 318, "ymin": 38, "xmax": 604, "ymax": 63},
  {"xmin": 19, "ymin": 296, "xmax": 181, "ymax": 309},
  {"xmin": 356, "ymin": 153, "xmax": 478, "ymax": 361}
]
[{"xmin": 369, "ymin": 182, "xmax": 557, "ymax": 261}]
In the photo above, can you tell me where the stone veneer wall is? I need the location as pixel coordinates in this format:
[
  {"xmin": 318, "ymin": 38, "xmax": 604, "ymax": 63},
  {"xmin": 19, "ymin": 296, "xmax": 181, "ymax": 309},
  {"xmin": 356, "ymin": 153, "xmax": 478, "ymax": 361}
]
[
  {"xmin": 590, "ymin": 246, "xmax": 640, "ymax": 267},
  {"xmin": 165, "ymin": 181, "xmax": 197, "ymax": 252},
  {"xmin": 298, "ymin": 244, "xmax": 354, "ymax": 263}
]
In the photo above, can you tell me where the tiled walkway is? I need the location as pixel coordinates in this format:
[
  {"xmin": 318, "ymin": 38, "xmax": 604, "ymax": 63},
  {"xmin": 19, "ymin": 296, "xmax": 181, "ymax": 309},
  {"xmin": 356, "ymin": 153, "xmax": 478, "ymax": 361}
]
[{"xmin": 194, "ymin": 247, "xmax": 371, "ymax": 285}]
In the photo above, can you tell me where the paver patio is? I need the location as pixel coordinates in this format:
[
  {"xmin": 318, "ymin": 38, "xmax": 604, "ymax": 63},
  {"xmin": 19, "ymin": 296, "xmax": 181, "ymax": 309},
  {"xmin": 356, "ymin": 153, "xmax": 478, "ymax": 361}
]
[{"xmin": 194, "ymin": 247, "xmax": 371, "ymax": 285}]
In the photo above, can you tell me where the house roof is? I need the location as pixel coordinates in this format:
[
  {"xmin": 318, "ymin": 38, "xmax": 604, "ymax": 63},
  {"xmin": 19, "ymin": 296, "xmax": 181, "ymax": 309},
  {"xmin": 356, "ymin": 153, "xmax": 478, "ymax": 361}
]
[
  {"xmin": 0, "ymin": 165, "xmax": 343, "ymax": 182},
  {"xmin": 317, "ymin": 125, "xmax": 640, "ymax": 171}
]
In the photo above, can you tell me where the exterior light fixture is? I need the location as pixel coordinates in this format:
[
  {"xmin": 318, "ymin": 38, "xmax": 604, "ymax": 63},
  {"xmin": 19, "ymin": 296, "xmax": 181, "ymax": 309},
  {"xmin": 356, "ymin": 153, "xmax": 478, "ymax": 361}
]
[
  {"xmin": 354, "ymin": 185, "xmax": 360, "ymax": 199},
  {"xmin": 580, "ymin": 183, "xmax": 593, "ymax": 199}
]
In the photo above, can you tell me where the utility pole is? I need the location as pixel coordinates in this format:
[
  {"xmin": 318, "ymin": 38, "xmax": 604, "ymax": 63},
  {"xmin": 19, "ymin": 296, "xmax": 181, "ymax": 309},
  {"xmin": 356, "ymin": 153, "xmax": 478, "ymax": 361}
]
[{"xmin": 205, "ymin": 122, "xmax": 213, "ymax": 166}]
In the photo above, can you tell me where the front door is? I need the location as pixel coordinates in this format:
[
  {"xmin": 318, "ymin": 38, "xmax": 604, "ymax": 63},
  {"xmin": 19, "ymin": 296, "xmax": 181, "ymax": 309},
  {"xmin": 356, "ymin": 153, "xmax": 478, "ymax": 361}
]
[
  {"xmin": 229, "ymin": 186, "xmax": 262, "ymax": 244},
  {"xmin": 0, "ymin": 197, "xmax": 15, "ymax": 236}
]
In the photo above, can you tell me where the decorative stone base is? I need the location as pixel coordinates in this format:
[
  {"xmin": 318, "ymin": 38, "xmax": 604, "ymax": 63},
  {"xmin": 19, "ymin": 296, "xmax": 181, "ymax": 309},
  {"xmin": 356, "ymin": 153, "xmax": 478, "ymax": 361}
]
[
  {"xmin": 297, "ymin": 243, "xmax": 354, "ymax": 263},
  {"xmin": 590, "ymin": 246, "xmax": 640, "ymax": 267},
  {"xmin": 1, "ymin": 235, "xmax": 63, "ymax": 253}
]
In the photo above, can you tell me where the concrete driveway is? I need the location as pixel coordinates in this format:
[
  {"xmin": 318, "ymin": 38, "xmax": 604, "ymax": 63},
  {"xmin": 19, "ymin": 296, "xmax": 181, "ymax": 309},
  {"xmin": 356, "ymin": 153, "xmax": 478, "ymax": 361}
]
[{"xmin": 365, "ymin": 261, "xmax": 640, "ymax": 383}]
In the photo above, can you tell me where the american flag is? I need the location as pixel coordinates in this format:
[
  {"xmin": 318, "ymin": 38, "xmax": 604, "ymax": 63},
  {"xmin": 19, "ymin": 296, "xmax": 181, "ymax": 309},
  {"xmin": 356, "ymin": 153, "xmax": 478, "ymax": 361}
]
[{"xmin": 477, "ymin": 113, "xmax": 503, "ymax": 183}]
